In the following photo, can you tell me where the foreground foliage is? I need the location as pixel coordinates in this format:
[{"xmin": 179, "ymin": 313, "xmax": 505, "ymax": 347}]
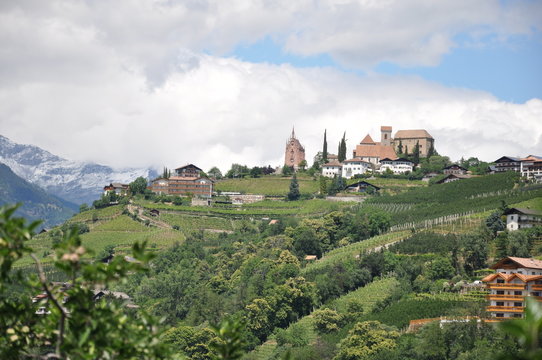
[{"xmin": 0, "ymin": 204, "xmax": 172, "ymax": 359}]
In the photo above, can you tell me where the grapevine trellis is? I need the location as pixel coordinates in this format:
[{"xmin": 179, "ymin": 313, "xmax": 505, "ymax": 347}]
[{"xmin": 389, "ymin": 210, "xmax": 480, "ymax": 232}]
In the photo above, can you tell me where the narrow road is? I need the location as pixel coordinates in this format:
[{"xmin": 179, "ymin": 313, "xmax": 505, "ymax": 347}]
[{"xmin": 126, "ymin": 204, "xmax": 171, "ymax": 229}]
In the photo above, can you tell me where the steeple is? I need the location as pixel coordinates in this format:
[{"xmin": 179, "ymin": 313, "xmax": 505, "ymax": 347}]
[{"xmin": 291, "ymin": 127, "xmax": 296, "ymax": 139}]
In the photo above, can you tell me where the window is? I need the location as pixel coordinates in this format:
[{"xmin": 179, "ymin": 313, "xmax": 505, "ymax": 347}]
[
  {"xmin": 514, "ymin": 291, "xmax": 523, "ymax": 296},
  {"xmin": 497, "ymin": 291, "xmax": 505, "ymax": 295},
  {"xmin": 497, "ymin": 279, "xmax": 505, "ymax": 283},
  {"xmin": 514, "ymin": 302, "xmax": 523, "ymax": 307},
  {"xmin": 496, "ymin": 302, "xmax": 504, "ymax": 306},
  {"xmin": 518, "ymin": 271, "xmax": 523, "ymax": 274},
  {"xmin": 496, "ymin": 313, "xmax": 504, "ymax": 318},
  {"xmin": 513, "ymin": 314, "xmax": 522, "ymax": 318}
]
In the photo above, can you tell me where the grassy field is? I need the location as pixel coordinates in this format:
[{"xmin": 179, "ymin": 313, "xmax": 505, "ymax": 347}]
[
  {"xmin": 510, "ymin": 196, "xmax": 542, "ymax": 211},
  {"xmin": 215, "ymin": 175, "xmax": 319, "ymax": 196}
]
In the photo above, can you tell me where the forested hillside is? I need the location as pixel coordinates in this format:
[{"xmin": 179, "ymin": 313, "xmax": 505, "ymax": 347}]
[{"xmin": 3, "ymin": 172, "xmax": 542, "ymax": 359}]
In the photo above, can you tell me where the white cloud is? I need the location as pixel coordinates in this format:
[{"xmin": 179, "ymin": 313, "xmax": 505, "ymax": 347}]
[
  {"xmin": 1, "ymin": 0, "xmax": 540, "ymax": 83},
  {"xmin": 1, "ymin": 53, "xmax": 541, "ymax": 172},
  {"xmin": 0, "ymin": 0, "xmax": 541, "ymax": 173}
]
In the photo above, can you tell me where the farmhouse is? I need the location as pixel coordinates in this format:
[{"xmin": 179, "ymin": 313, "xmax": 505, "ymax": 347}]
[
  {"xmin": 504, "ymin": 207, "xmax": 542, "ymax": 231},
  {"xmin": 443, "ymin": 164, "xmax": 468, "ymax": 175},
  {"xmin": 435, "ymin": 174, "xmax": 471, "ymax": 184},
  {"xmin": 103, "ymin": 183, "xmax": 129, "ymax": 196},
  {"xmin": 345, "ymin": 181, "xmax": 380, "ymax": 193},
  {"xmin": 482, "ymin": 256, "xmax": 542, "ymax": 321}
]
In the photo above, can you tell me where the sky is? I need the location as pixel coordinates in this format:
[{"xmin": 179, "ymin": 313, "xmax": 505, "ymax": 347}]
[{"xmin": 1, "ymin": 0, "xmax": 541, "ymax": 172}]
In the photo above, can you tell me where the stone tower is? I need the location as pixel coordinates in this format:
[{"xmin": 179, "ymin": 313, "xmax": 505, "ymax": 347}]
[
  {"xmin": 381, "ymin": 126, "xmax": 392, "ymax": 147},
  {"xmin": 284, "ymin": 128, "xmax": 306, "ymax": 169}
]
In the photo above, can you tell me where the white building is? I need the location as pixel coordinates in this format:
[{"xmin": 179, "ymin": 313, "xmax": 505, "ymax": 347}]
[
  {"xmin": 341, "ymin": 159, "xmax": 371, "ymax": 179},
  {"xmin": 504, "ymin": 208, "xmax": 542, "ymax": 231},
  {"xmin": 321, "ymin": 161, "xmax": 342, "ymax": 178},
  {"xmin": 482, "ymin": 257, "xmax": 542, "ymax": 321},
  {"xmin": 379, "ymin": 157, "xmax": 414, "ymax": 174},
  {"xmin": 520, "ymin": 155, "xmax": 542, "ymax": 183}
]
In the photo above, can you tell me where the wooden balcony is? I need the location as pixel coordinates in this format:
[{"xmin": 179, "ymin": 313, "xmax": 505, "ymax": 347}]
[
  {"xmin": 485, "ymin": 317, "xmax": 522, "ymax": 322},
  {"xmin": 487, "ymin": 283, "xmax": 525, "ymax": 290},
  {"xmin": 486, "ymin": 306, "xmax": 524, "ymax": 313},
  {"xmin": 531, "ymin": 285, "xmax": 542, "ymax": 291},
  {"xmin": 487, "ymin": 294, "xmax": 524, "ymax": 301}
]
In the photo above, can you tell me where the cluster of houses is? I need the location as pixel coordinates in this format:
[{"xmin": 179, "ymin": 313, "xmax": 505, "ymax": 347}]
[{"xmin": 320, "ymin": 126, "xmax": 432, "ymax": 179}]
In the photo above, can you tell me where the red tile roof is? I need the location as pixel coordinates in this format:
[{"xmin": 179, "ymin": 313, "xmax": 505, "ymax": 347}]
[
  {"xmin": 490, "ymin": 256, "xmax": 542, "ymax": 270},
  {"xmin": 354, "ymin": 143, "xmax": 397, "ymax": 160},
  {"xmin": 394, "ymin": 129, "xmax": 433, "ymax": 139},
  {"xmin": 360, "ymin": 134, "xmax": 376, "ymax": 144},
  {"xmin": 381, "ymin": 126, "xmax": 392, "ymax": 131}
]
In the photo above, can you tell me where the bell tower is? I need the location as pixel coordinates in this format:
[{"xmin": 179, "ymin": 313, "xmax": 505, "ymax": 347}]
[{"xmin": 381, "ymin": 126, "xmax": 392, "ymax": 147}]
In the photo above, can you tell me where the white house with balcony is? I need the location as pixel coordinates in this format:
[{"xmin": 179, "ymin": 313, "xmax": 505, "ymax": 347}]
[
  {"xmin": 379, "ymin": 157, "xmax": 413, "ymax": 174},
  {"xmin": 504, "ymin": 208, "xmax": 542, "ymax": 231},
  {"xmin": 482, "ymin": 257, "xmax": 542, "ymax": 321},
  {"xmin": 341, "ymin": 159, "xmax": 371, "ymax": 179}
]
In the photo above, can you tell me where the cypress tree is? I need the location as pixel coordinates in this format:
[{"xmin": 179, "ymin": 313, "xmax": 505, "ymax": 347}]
[
  {"xmin": 338, "ymin": 132, "xmax": 347, "ymax": 162},
  {"xmin": 322, "ymin": 130, "xmax": 328, "ymax": 164},
  {"xmin": 287, "ymin": 172, "xmax": 300, "ymax": 201},
  {"xmin": 397, "ymin": 140, "xmax": 403, "ymax": 155},
  {"xmin": 413, "ymin": 141, "xmax": 420, "ymax": 164}
]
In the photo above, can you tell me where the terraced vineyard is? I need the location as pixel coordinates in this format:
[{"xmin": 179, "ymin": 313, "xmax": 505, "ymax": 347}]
[{"xmin": 135, "ymin": 198, "xmax": 351, "ymax": 218}]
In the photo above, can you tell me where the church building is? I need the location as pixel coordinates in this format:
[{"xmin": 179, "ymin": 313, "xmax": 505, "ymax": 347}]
[{"xmin": 284, "ymin": 128, "xmax": 306, "ymax": 170}]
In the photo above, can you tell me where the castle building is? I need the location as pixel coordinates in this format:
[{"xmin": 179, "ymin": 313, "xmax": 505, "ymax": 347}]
[
  {"xmin": 482, "ymin": 257, "xmax": 542, "ymax": 321},
  {"xmin": 284, "ymin": 128, "xmax": 306, "ymax": 170},
  {"xmin": 393, "ymin": 129, "xmax": 434, "ymax": 157},
  {"xmin": 352, "ymin": 126, "xmax": 435, "ymax": 164}
]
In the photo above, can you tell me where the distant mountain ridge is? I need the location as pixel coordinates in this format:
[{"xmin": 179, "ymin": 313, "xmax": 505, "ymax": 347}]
[
  {"xmin": 0, "ymin": 135, "xmax": 157, "ymax": 205},
  {"xmin": 0, "ymin": 163, "xmax": 77, "ymax": 228}
]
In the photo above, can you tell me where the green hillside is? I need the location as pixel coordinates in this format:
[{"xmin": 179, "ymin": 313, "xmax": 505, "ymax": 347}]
[{"xmin": 0, "ymin": 162, "xmax": 77, "ymax": 228}]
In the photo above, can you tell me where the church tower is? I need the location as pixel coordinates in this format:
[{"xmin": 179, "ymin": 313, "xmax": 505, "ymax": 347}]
[
  {"xmin": 284, "ymin": 127, "xmax": 306, "ymax": 170},
  {"xmin": 381, "ymin": 126, "xmax": 392, "ymax": 147}
]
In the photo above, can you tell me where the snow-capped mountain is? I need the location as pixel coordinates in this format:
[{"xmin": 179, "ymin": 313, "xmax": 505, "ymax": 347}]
[{"xmin": 0, "ymin": 135, "xmax": 158, "ymax": 205}]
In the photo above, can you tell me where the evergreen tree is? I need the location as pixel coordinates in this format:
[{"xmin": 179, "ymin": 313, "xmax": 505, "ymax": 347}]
[
  {"xmin": 427, "ymin": 142, "xmax": 436, "ymax": 157},
  {"xmin": 162, "ymin": 167, "xmax": 171, "ymax": 179},
  {"xmin": 319, "ymin": 175, "xmax": 327, "ymax": 195},
  {"xmin": 287, "ymin": 173, "xmax": 300, "ymax": 201},
  {"xmin": 397, "ymin": 140, "xmax": 403, "ymax": 155},
  {"xmin": 338, "ymin": 132, "xmax": 347, "ymax": 162},
  {"xmin": 322, "ymin": 130, "xmax": 328, "ymax": 164},
  {"xmin": 413, "ymin": 141, "xmax": 420, "ymax": 164},
  {"xmin": 404, "ymin": 145, "xmax": 408, "ymax": 155}
]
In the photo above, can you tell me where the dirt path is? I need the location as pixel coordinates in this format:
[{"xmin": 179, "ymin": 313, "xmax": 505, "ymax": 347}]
[{"xmin": 126, "ymin": 204, "xmax": 171, "ymax": 229}]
